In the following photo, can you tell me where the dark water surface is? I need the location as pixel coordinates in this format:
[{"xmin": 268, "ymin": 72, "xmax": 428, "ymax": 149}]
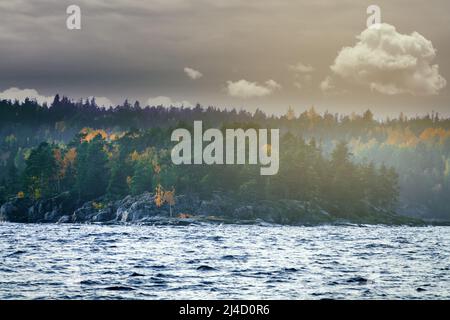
[{"xmin": 0, "ymin": 223, "xmax": 449, "ymax": 299}]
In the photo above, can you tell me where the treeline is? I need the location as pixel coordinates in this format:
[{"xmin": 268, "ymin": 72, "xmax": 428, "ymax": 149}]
[
  {"xmin": 1, "ymin": 95, "xmax": 449, "ymax": 141},
  {"xmin": 0, "ymin": 126, "xmax": 399, "ymax": 218}
]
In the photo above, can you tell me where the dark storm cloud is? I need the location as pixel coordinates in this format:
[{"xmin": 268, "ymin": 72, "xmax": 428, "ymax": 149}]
[{"xmin": 0, "ymin": 0, "xmax": 449, "ymax": 115}]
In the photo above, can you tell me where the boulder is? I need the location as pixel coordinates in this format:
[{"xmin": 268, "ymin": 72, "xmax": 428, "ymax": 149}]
[
  {"xmin": 0, "ymin": 197, "xmax": 32, "ymax": 223},
  {"xmin": 253, "ymin": 202, "xmax": 282, "ymax": 223},
  {"xmin": 115, "ymin": 192, "xmax": 173, "ymax": 222},
  {"xmin": 92, "ymin": 207, "xmax": 116, "ymax": 222},
  {"xmin": 174, "ymin": 194, "xmax": 201, "ymax": 215},
  {"xmin": 72, "ymin": 203, "xmax": 97, "ymax": 222},
  {"xmin": 198, "ymin": 192, "xmax": 234, "ymax": 216},
  {"xmin": 44, "ymin": 209, "xmax": 64, "ymax": 223},
  {"xmin": 57, "ymin": 215, "xmax": 71, "ymax": 224},
  {"xmin": 28, "ymin": 204, "xmax": 44, "ymax": 222},
  {"xmin": 233, "ymin": 206, "xmax": 255, "ymax": 220},
  {"xmin": 198, "ymin": 200, "xmax": 222, "ymax": 216},
  {"xmin": 26, "ymin": 192, "xmax": 77, "ymax": 223}
]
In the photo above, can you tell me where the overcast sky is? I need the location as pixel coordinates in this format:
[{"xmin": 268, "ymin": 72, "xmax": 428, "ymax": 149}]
[{"xmin": 0, "ymin": 0, "xmax": 449, "ymax": 117}]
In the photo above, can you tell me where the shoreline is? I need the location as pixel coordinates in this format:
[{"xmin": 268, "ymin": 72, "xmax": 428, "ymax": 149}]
[{"xmin": 0, "ymin": 191, "xmax": 434, "ymax": 226}]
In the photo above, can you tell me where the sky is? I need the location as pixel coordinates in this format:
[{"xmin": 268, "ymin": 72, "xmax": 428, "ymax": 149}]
[{"xmin": 0, "ymin": 0, "xmax": 449, "ymax": 117}]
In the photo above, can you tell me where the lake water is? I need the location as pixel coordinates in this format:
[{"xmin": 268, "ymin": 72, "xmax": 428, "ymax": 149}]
[{"xmin": 0, "ymin": 223, "xmax": 449, "ymax": 299}]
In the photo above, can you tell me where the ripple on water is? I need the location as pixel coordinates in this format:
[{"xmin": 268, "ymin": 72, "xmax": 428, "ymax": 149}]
[
  {"xmin": 104, "ymin": 286, "xmax": 135, "ymax": 291},
  {"xmin": 130, "ymin": 272, "xmax": 145, "ymax": 277},
  {"xmin": 345, "ymin": 276, "xmax": 369, "ymax": 284},
  {"xmin": 80, "ymin": 279, "xmax": 101, "ymax": 286},
  {"xmin": 221, "ymin": 255, "xmax": 237, "ymax": 260},
  {"xmin": 196, "ymin": 265, "xmax": 217, "ymax": 271},
  {"xmin": 151, "ymin": 265, "xmax": 167, "ymax": 270},
  {"xmin": 5, "ymin": 250, "xmax": 26, "ymax": 257}
]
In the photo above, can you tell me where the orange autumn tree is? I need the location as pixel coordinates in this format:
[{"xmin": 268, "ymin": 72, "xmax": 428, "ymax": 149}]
[
  {"xmin": 152, "ymin": 159, "xmax": 176, "ymax": 217},
  {"xmin": 54, "ymin": 147, "xmax": 77, "ymax": 193},
  {"xmin": 80, "ymin": 128, "xmax": 108, "ymax": 142},
  {"xmin": 154, "ymin": 184, "xmax": 176, "ymax": 216},
  {"xmin": 419, "ymin": 127, "xmax": 450, "ymax": 144},
  {"xmin": 153, "ymin": 160, "xmax": 164, "ymax": 207},
  {"xmin": 155, "ymin": 184, "xmax": 164, "ymax": 207},
  {"xmin": 163, "ymin": 188, "xmax": 176, "ymax": 217}
]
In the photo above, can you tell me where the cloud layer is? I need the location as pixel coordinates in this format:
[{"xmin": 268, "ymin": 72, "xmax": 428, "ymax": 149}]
[
  {"xmin": 184, "ymin": 67, "xmax": 203, "ymax": 80},
  {"xmin": 289, "ymin": 62, "xmax": 314, "ymax": 73},
  {"xmin": 0, "ymin": 88, "xmax": 113, "ymax": 107},
  {"xmin": 329, "ymin": 23, "xmax": 446, "ymax": 95},
  {"xmin": 226, "ymin": 79, "xmax": 281, "ymax": 98},
  {"xmin": 319, "ymin": 76, "xmax": 335, "ymax": 93},
  {"xmin": 0, "ymin": 87, "xmax": 54, "ymax": 105},
  {"xmin": 88, "ymin": 96, "xmax": 113, "ymax": 108},
  {"xmin": 147, "ymin": 96, "xmax": 193, "ymax": 108}
]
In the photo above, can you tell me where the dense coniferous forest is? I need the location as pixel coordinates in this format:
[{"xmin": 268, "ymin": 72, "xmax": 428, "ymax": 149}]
[{"xmin": 0, "ymin": 95, "xmax": 449, "ymax": 221}]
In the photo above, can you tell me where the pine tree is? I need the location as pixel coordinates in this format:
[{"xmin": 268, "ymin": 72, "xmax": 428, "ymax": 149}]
[
  {"xmin": 23, "ymin": 142, "xmax": 58, "ymax": 199},
  {"xmin": 6, "ymin": 158, "xmax": 20, "ymax": 196},
  {"xmin": 130, "ymin": 161, "xmax": 153, "ymax": 195},
  {"xmin": 0, "ymin": 182, "xmax": 6, "ymax": 204},
  {"xmin": 286, "ymin": 106, "xmax": 296, "ymax": 120},
  {"xmin": 377, "ymin": 165, "xmax": 399, "ymax": 210},
  {"xmin": 107, "ymin": 162, "xmax": 129, "ymax": 198},
  {"xmin": 75, "ymin": 135, "xmax": 109, "ymax": 200},
  {"xmin": 329, "ymin": 141, "xmax": 363, "ymax": 215}
]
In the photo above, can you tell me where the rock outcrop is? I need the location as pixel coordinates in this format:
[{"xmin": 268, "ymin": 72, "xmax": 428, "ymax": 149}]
[
  {"xmin": 0, "ymin": 197, "xmax": 32, "ymax": 223},
  {"xmin": 0, "ymin": 191, "xmax": 424, "ymax": 226}
]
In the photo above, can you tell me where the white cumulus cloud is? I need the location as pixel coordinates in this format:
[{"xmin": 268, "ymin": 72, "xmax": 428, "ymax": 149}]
[
  {"xmin": 265, "ymin": 79, "xmax": 282, "ymax": 90},
  {"xmin": 226, "ymin": 79, "xmax": 281, "ymax": 98},
  {"xmin": 147, "ymin": 96, "xmax": 193, "ymax": 108},
  {"xmin": 319, "ymin": 76, "xmax": 335, "ymax": 93},
  {"xmin": 328, "ymin": 23, "xmax": 446, "ymax": 95},
  {"xmin": 0, "ymin": 88, "xmax": 115, "ymax": 108},
  {"xmin": 184, "ymin": 67, "xmax": 203, "ymax": 80},
  {"xmin": 289, "ymin": 62, "xmax": 314, "ymax": 73},
  {"xmin": 0, "ymin": 87, "xmax": 54, "ymax": 105},
  {"xmin": 289, "ymin": 62, "xmax": 314, "ymax": 90}
]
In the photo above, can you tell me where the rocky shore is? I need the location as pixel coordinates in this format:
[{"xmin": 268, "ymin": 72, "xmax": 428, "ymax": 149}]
[{"xmin": 0, "ymin": 191, "xmax": 424, "ymax": 226}]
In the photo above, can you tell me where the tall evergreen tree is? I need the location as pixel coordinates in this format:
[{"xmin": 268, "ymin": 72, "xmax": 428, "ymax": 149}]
[
  {"xmin": 6, "ymin": 158, "xmax": 20, "ymax": 196},
  {"xmin": 23, "ymin": 142, "xmax": 58, "ymax": 199},
  {"xmin": 75, "ymin": 135, "xmax": 109, "ymax": 200},
  {"xmin": 130, "ymin": 161, "xmax": 153, "ymax": 196},
  {"xmin": 107, "ymin": 161, "xmax": 129, "ymax": 198}
]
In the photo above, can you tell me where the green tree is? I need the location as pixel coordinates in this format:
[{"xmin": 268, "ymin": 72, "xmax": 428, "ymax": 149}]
[
  {"xmin": 377, "ymin": 164, "xmax": 399, "ymax": 210},
  {"xmin": 23, "ymin": 142, "xmax": 58, "ymax": 199},
  {"xmin": 130, "ymin": 161, "xmax": 153, "ymax": 195},
  {"xmin": 75, "ymin": 135, "xmax": 109, "ymax": 200},
  {"xmin": 360, "ymin": 162, "xmax": 378, "ymax": 206},
  {"xmin": 6, "ymin": 158, "xmax": 20, "ymax": 196},
  {"xmin": 107, "ymin": 161, "xmax": 129, "ymax": 198},
  {"xmin": 328, "ymin": 141, "xmax": 363, "ymax": 215},
  {"xmin": 0, "ymin": 183, "xmax": 6, "ymax": 204}
]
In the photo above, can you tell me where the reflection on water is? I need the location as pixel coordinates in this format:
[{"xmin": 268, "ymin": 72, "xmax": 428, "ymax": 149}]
[{"xmin": 0, "ymin": 223, "xmax": 449, "ymax": 299}]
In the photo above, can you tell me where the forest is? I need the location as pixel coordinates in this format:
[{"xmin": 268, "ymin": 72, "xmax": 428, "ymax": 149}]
[{"xmin": 0, "ymin": 95, "xmax": 449, "ymax": 221}]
